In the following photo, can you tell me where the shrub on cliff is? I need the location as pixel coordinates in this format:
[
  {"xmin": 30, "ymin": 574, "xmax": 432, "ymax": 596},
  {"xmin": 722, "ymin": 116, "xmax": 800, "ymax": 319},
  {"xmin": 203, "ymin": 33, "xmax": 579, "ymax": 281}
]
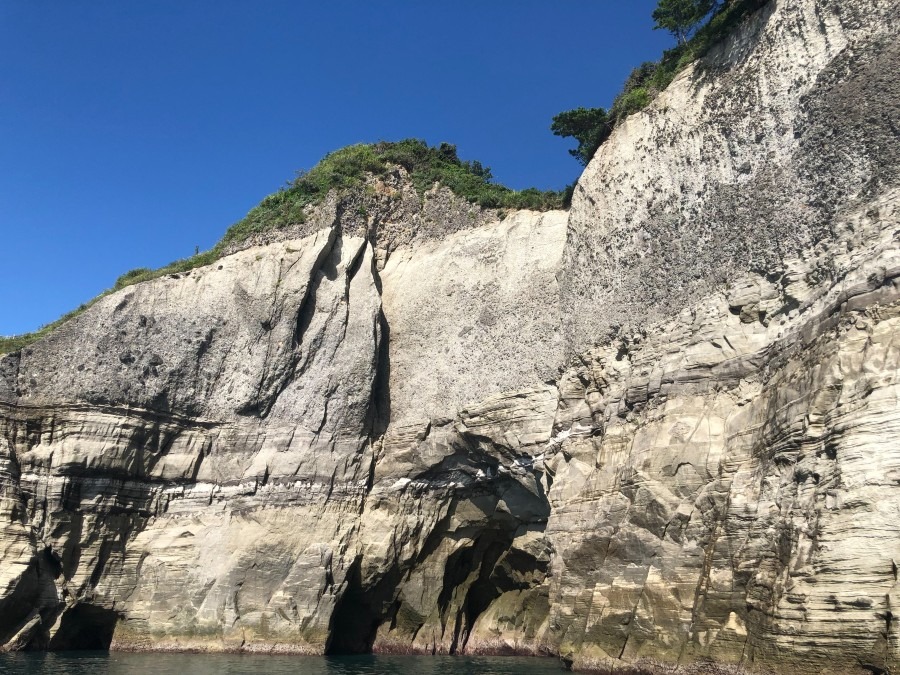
[
  {"xmin": 219, "ymin": 139, "xmax": 567, "ymax": 247},
  {"xmin": 552, "ymin": 0, "xmax": 771, "ymax": 165},
  {"xmin": 550, "ymin": 107, "xmax": 612, "ymax": 167},
  {"xmin": 0, "ymin": 303, "xmax": 92, "ymax": 355},
  {"xmin": 653, "ymin": 0, "xmax": 715, "ymax": 45},
  {"xmin": 609, "ymin": 62, "xmax": 658, "ymax": 124},
  {"xmin": 113, "ymin": 267, "xmax": 153, "ymax": 290}
]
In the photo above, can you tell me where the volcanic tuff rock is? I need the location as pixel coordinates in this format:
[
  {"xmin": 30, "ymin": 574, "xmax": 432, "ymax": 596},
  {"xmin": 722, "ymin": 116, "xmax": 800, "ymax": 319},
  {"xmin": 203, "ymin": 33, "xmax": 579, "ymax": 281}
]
[{"xmin": 1, "ymin": 0, "xmax": 899, "ymax": 673}]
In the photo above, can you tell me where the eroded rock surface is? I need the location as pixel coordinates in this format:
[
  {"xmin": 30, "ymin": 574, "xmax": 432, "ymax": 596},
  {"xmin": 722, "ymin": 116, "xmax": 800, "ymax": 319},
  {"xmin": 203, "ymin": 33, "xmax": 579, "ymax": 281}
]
[{"xmin": 2, "ymin": 1, "xmax": 900, "ymax": 673}]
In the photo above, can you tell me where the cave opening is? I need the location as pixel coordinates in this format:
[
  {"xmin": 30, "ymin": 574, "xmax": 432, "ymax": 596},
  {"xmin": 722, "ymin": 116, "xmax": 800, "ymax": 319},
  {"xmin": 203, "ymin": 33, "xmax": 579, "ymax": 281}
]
[
  {"xmin": 454, "ymin": 537, "xmax": 511, "ymax": 653},
  {"xmin": 325, "ymin": 558, "xmax": 400, "ymax": 655},
  {"xmin": 47, "ymin": 604, "xmax": 120, "ymax": 651}
]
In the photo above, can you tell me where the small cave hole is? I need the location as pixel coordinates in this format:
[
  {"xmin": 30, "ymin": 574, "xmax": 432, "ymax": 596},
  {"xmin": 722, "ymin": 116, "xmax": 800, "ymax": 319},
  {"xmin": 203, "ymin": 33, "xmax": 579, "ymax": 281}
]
[
  {"xmin": 47, "ymin": 605, "xmax": 120, "ymax": 651},
  {"xmin": 325, "ymin": 559, "xmax": 400, "ymax": 655}
]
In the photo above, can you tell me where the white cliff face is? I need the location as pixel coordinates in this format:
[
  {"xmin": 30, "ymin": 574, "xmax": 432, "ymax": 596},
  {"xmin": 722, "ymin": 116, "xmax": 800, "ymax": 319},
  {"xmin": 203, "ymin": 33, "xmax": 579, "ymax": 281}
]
[
  {"xmin": 540, "ymin": 0, "xmax": 900, "ymax": 669},
  {"xmin": 1, "ymin": 0, "xmax": 899, "ymax": 673},
  {"xmin": 543, "ymin": 189, "xmax": 900, "ymax": 673},
  {"xmin": 379, "ymin": 208, "xmax": 567, "ymax": 427},
  {"xmin": 0, "ymin": 230, "xmax": 385, "ymax": 653},
  {"xmin": 563, "ymin": 0, "xmax": 900, "ymax": 353}
]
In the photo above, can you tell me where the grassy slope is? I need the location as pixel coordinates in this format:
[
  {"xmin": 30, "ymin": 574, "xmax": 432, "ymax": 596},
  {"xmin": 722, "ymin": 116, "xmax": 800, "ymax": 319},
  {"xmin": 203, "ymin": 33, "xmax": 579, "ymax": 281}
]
[{"xmin": 0, "ymin": 140, "xmax": 566, "ymax": 355}]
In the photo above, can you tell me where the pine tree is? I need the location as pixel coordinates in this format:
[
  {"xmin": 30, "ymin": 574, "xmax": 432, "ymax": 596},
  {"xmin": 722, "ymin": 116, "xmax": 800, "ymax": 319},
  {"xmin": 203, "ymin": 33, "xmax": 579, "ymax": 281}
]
[
  {"xmin": 550, "ymin": 107, "xmax": 612, "ymax": 166},
  {"xmin": 652, "ymin": 0, "xmax": 715, "ymax": 44}
]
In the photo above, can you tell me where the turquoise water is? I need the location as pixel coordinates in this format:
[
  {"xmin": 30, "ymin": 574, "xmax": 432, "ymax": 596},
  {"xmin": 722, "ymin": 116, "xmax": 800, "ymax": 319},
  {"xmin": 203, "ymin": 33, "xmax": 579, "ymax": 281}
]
[{"xmin": 0, "ymin": 652, "xmax": 568, "ymax": 674}]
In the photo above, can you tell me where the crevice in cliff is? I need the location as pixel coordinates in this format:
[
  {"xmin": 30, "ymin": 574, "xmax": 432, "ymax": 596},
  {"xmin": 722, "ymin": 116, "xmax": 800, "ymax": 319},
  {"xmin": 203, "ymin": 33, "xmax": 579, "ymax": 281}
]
[
  {"xmin": 368, "ymin": 266, "xmax": 391, "ymax": 441},
  {"xmin": 236, "ymin": 224, "xmax": 339, "ymax": 418},
  {"xmin": 289, "ymin": 233, "xmax": 364, "ymax": 383},
  {"xmin": 0, "ymin": 546, "xmax": 65, "ymax": 651},
  {"xmin": 293, "ymin": 231, "xmax": 339, "ymax": 352},
  {"xmin": 453, "ymin": 536, "xmax": 514, "ymax": 653},
  {"xmin": 385, "ymin": 449, "xmax": 553, "ymax": 651},
  {"xmin": 433, "ymin": 521, "xmax": 552, "ymax": 655}
]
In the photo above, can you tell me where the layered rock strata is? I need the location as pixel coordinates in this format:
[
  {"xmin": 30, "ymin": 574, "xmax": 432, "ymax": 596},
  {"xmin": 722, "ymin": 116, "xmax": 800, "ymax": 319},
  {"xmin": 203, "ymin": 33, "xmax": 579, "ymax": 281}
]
[{"xmin": 2, "ymin": 0, "xmax": 899, "ymax": 673}]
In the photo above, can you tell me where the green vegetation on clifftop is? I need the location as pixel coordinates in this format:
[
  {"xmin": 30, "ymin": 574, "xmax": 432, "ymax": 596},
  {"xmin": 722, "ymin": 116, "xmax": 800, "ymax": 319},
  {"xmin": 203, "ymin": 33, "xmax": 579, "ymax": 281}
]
[
  {"xmin": 552, "ymin": 0, "xmax": 771, "ymax": 165},
  {"xmin": 0, "ymin": 303, "xmax": 93, "ymax": 356},
  {"xmin": 0, "ymin": 140, "xmax": 566, "ymax": 355},
  {"xmin": 220, "ymin": 139, "xmax": 567, "ymax": 248}
]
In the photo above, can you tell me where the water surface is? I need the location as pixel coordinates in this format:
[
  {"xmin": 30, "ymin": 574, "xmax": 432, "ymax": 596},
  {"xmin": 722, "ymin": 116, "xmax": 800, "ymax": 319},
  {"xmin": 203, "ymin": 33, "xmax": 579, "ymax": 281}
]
[{"xmin": 0, "ymin": 652, "xmax": 568, "ymax": 675}]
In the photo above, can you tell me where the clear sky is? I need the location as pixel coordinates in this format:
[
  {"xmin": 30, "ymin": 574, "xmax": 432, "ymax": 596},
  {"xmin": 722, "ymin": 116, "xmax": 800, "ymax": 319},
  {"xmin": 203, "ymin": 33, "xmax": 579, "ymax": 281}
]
[{"xmin": 0, "ymin": 1, "xmax": 672, "ymax": 336}]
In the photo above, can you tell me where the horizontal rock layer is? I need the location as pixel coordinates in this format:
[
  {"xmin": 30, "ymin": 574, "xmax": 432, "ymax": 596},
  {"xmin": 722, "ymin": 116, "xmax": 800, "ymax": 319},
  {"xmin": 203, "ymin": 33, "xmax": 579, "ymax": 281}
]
[{"xmin": 1, "ymin": 1, "xmax": 899, "ymax": 673}]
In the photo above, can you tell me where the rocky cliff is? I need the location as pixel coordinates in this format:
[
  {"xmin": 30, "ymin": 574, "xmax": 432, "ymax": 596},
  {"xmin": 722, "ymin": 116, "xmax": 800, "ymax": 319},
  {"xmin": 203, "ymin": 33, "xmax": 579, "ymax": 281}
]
[{"xmin": 1, "ymin": 0, "xmax": 899, "ymax": 673}]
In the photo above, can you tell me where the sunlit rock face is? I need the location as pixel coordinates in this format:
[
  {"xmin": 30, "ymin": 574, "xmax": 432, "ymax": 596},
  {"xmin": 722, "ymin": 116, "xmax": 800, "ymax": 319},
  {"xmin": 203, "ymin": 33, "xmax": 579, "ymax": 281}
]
[
  {"xmin": 0, "ymin": 202, "xmax": 569, "ymax": 656},
  {"xmin": 2, "ymin": 0, "xmax": 900, "ymax": 673}
]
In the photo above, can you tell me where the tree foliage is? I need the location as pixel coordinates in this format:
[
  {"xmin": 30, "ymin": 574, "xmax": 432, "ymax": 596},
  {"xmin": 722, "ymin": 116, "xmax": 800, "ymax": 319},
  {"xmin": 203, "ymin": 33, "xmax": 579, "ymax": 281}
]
[
  {"xmin": 549, "ymin": 64, "xmax": 658, "ymax": 167},
  {"xmin": 550, "ymin": 107, "xmax": 612, "ymax": 166},
  {"xmin": 652, "ymin": 0, "xmax": 716, "ymax": 44},
  {"xmin": 551, "ymin": 0, "xmax": 770, "ymax": 166}
]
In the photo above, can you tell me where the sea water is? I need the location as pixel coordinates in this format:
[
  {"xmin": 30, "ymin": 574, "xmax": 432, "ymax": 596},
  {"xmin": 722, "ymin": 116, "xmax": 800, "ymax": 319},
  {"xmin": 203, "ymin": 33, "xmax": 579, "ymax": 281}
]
[{"xmin": 0, "ymin": 652, "xmax": 568, "ymax": 675}]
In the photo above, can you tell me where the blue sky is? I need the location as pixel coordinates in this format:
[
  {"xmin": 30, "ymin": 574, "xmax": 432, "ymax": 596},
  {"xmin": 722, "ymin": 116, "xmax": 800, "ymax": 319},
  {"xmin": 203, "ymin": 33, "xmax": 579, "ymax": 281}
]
[{"xmin": 0, "ymin": 1, "xmax": 672, "ymax": 335}]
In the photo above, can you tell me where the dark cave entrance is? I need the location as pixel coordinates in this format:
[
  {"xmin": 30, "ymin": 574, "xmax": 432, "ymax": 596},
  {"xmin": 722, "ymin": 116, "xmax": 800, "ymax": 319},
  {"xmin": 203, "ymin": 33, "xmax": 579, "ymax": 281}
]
[
  {"xmin": 47, "ymin": 605, "xmax": 119, "ymax": 651},
  {"xmin": 325, "ymin": 558, "xmax": 401, "ymax": 655},
  {"xmin": 438, "ymin": 535, "xmax": 505, "ymax": 653}
]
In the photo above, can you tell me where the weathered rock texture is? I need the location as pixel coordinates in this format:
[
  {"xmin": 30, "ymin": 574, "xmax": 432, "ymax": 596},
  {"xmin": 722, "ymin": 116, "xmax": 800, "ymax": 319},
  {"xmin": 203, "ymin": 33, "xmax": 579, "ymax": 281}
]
[{"xmin": 1, "ymin": 1, "xmax": 899, "ymax": 673}]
